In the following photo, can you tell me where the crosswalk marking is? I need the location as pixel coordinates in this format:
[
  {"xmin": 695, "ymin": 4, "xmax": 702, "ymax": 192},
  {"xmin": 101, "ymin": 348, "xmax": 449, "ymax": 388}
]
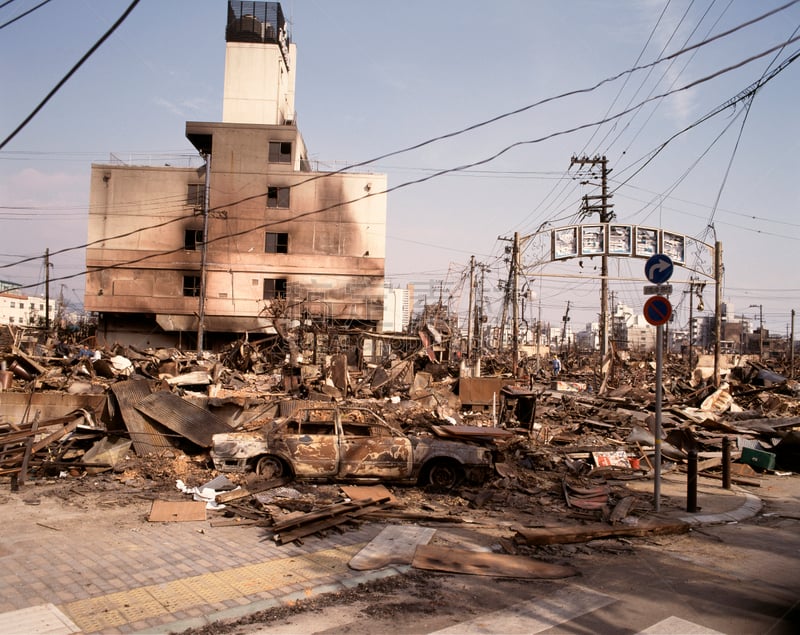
[
  {"xmin": 428, "ymin": 584, "xmax": 616, "ymax": 634},
  {"xmin": 638, "ymin": 616, "xmax": 726, "ymax": 634},
  {"xmin": 0, "ymin": 603, "xmax": 80, "ymax": 635}
]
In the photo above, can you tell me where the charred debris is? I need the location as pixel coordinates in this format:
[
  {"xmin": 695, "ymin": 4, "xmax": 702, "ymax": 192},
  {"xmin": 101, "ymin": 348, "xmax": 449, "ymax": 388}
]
[{"xmin": 1, "ymin": 321, "xmax": 799, "ymax": 545}]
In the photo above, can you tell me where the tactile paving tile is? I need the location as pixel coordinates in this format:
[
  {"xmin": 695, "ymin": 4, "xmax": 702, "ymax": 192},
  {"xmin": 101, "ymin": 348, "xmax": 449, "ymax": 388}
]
[
  {"xmin": 180, "ymin": 573, "xmax": 242, "ymax": 603},
  {"xmin": 150, "ymin": 580, "xmax": 206, "ymax": 613},
  {"xmin": 303, "ymin": 544, "xmax": 365, "ymax": 573},
  {"xmin": 59, "ymin": 543, "xmax": 368, "ymax": 633}
]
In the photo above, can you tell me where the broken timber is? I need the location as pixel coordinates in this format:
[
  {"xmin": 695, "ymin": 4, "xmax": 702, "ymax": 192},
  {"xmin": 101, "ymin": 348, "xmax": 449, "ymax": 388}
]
[
  {"xmin": 514, "ymin": 519, "xmax": 690, "ymax": 545},
  {"xmin": 412, "ymin": 544, "xmax": 578, "ymax": 579},
  {"xmin": 271, "ymin": 496, "xmax": 392, "ymax": 545}
]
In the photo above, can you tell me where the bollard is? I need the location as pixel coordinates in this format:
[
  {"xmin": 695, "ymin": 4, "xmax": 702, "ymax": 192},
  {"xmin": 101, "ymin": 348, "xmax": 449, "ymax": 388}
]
[
  {"xmin": 722, "ymin": 436, "xmax": 732, "ymax": 490},
  {"xmin": 687, "ymin": 448, "xmax": 698, "ymax": 513}
]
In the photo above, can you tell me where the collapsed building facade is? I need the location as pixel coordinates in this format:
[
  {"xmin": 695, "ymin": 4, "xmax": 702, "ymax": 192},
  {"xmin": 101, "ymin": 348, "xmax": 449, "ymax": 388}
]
[{"xmin": 84, "ymin": 1, "xmax": 387, "ymax": 351}]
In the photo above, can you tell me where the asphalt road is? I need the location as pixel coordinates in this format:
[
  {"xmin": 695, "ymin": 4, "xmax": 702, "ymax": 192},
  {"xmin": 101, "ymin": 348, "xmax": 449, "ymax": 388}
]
[{"xmin": 184, "ymin": 473, "xmax": 800, "ymax": 635}]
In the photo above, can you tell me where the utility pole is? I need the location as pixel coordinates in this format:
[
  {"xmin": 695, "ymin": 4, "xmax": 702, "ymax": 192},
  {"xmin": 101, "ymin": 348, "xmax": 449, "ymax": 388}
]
[
  {"xmin": 476, "ymin": 264, "xmax": 487, "ymax": 359},
  {"xmin": 685, "ymin": 278, "xmax": 706, "ymax": 375},
  {"xmin": 197, "ymin": 151, "xmax": 211, "ymax": 356},
  {"xmin": 466, "ymin": 256, "xmax": 475, "ymax": 362},
  {"xmin": 497, "ymin": 232, "xmax": 521, "ymax": 373},
  {"xmin": 511, "ymin": 231, "xmax": 520, "ymax": 376},
  {"xmin": 713, "ymin": 241, "xmax": 723, "ymax": 386},
  {"xmin": 791, "ymin": 309, "xmax": 795, "ymax": 379},
  {"xmin": 44, "ymin": 248, "xmax": 51, "ymax": 331},
  {"xmin": 570, "ymin": 155, "xmax": 613, "ymax": 361},
  {"xmin": 560, "ymin": 301, "xmax": 571, "ymax": 357},
  {"xmin": 749, "ymin": 303, "xmax": 764, "ymax": 360}
]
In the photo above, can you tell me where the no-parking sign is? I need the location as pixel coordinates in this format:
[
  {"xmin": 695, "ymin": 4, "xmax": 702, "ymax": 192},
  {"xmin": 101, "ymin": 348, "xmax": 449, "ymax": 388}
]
[{"xmin": 643, "ymin": 295, "xmax": 672, "ymax": 326}]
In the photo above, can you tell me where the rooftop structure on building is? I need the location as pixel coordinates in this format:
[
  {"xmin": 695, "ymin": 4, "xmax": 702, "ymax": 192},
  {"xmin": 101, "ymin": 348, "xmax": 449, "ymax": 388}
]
[{"xmin": 85, "ymin": 2, "xmax": 387, "ymax": 350}]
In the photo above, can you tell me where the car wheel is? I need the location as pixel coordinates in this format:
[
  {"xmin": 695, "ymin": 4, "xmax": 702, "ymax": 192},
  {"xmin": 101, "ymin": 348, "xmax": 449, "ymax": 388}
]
[
  {"xmin": 425, "ymin": 460, "xmax": 462, "ymax": 489},
  {"xmin": 255, "ymin": 455, "xmax": 285, "ymax": 479}
]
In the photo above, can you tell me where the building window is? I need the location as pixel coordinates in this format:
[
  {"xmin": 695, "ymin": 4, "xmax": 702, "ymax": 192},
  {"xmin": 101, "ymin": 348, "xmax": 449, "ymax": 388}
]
[
  {"xmin": 9, "ymin": 302, "xmax": 14, "ymax": 308},
  {"xmin": 267, "ymin": 186, "xmax": 290, "ymax": 208},
  {"xmin": 185, "ymin": 229, "xmax": 203, "ymax": 250},
  {"xmin": 9, "ymin": 317, "xmax": 13, "ymax": 323},
  {"xmin": 183, "ymin": 275, "xmax": 201, "ymax": 297},
  {"xmin": 187, "ymin": 183, "xmax": 205, "ymax": 209},
  {"xmin": 268, "ymin": 141, "xmax": 292, "ymax": 163},
  {"xmin": 265, "ymin": 232, "xmax": 288, "ymax": 253},
  {"xmin": 263, "ymin": 278, "xmax": 287, "ymax": 299}
]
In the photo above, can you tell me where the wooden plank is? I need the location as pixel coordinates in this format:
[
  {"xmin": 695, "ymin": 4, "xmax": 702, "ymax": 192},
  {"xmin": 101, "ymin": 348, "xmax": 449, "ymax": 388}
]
[
  {"xmin": 340, "ymin": 484, "xmax": 396, "ymax": 505},
  {"xmin": 274, "ymin": 501, "xmax": 391, "ymax": 544},
  {"xmin": 148, "ymin": 500, "xmax": 207, "ymax": 522},
  {"xmin": 210, "ymin": 518, "xmax": 261, "ymax": 527},
  {"xmin": 271, "ymin": 496, "xmax": 390, "ymax": 533},
  {"xmin": 412, "ymin": 544, "xmax": 578, "ymax": 579},
  {"xmin": 214, "ymin": 476, "xmax": 290, "ymax": 503},
  {"xmin": 514, "ymin": 519, "xmax": 690, "ymax": 545},
  {"xmin": 18, "ymin": 419, "xmax": 38, "ymax": 485},
  {"xmin": 30, "ymin": 416, "xmax": 81, "ymax": 453}
]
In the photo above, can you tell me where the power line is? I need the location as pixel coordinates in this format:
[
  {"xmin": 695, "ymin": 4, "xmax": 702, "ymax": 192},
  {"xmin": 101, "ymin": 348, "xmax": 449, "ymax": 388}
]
[
  {"xmin": 0, "ymin": 0, "xmax": 141, "ymax": 150},
  {"xmin": 0, "ymin": 0, "xmax": 52, "ymax": 31},
  {"xmin": 7, "ymin": 12, "xmax": 800, "ymax": 298}
]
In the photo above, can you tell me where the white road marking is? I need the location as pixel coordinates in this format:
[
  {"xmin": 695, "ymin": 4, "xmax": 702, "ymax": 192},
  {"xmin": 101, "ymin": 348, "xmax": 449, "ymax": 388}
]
[
  {"xmin": 0, "ymin": 603, "xmax": 80, "ymax": 635},
  {"xmin": 428, "ymin": 584, "xmax": 616, "ymax": 634}
]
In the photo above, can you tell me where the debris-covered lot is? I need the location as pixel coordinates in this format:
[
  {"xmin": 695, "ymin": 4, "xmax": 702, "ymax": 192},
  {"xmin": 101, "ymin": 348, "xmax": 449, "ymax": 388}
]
[{"xmin": 1, "ymin": 325, "xmax": 799, "ymax": 632}]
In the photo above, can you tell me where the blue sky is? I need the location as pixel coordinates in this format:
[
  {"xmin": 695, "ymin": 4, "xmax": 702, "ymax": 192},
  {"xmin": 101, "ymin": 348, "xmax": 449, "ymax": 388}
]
[{"xmin": 1, "ymin": 0, "xmax": 799, "ymax": 338}]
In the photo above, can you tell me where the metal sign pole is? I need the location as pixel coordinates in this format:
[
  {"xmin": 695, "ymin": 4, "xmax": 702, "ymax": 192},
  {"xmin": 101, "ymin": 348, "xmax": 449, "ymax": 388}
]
[{"xmin": 654, "ymin": 323, "xmax": 663, "ymax": 512}]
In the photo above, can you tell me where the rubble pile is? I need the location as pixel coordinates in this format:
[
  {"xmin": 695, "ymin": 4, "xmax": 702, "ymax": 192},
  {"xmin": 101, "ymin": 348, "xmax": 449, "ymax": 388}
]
[{"xmin": 1, "ymin": 323, "xmax": 798, "ymax": 546}]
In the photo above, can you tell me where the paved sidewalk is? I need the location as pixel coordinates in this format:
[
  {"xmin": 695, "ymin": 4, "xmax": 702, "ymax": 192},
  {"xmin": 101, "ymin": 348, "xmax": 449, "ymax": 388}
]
[
  {"xmin": 0, "ymin": 495, "xmax": 396, "ymax": 635},
  {"xmin": 0, "ymin": 472, "xmax": 763, "ymax": 635}
]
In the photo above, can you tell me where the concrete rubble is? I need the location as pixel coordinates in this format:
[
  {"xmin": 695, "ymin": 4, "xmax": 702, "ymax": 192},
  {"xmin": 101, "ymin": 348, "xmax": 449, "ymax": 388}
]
[{"xmin": 1, "ymin": 321, "xmax": 799, "ymax": 553}]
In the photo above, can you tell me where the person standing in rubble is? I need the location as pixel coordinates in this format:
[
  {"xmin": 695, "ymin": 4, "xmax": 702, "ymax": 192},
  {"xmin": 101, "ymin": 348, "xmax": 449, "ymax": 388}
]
[{"xmin": 551, "ymin": 355, "xmax": 561, "ymax": 377}]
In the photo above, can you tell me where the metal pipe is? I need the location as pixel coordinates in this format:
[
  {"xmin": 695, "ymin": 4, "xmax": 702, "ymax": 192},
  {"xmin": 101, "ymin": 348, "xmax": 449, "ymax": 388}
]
[
  {"xmin": 687, "ymin": 448, "xmax": 698, "ymax": 513},
  {"xmin": 722, "ymin": 436, "xmax": 731, "ymax": 490},
  {"xmin": 654, "ymin": 323, "xmax": 663, "ymax": 512}
]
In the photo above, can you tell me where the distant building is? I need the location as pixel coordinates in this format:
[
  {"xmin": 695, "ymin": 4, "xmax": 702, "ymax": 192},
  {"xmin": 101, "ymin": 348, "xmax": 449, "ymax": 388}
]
[
  {"xmin": 0, "ymin": 291, "xmax": 57, "ymax": 327},
  {"xmin": 381, "ymin": 285, "xmax": 413, "ymax": 334},
  {"xmin": 84, "ymin": 2, "xmax": 387, "ymax": 350}
]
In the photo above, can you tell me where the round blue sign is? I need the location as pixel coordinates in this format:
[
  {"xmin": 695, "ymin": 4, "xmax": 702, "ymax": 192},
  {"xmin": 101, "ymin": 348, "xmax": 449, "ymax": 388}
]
[
  {"xmin": 645, "ymin": 254, "xmax": 674, "ymax": 284},
  {"xmin": 643, "ymin": 295, "xmax": 672, "ymax": 326}
]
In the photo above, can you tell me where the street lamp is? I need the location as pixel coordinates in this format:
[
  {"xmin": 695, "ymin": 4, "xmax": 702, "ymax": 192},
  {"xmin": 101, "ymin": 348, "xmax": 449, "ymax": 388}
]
[{"xmin": 749, "ymin": 304, "xmax": 763, "ymax": 360}]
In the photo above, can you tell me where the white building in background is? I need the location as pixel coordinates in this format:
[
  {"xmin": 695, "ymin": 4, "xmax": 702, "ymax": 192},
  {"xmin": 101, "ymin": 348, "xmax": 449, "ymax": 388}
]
[
  {"xmin": 0, "ymin": 292, "xmax": 57, "ymax": 327},
  {"xmin": 381, "ymin": 285, "xmax": 413, "ymax": 333}
]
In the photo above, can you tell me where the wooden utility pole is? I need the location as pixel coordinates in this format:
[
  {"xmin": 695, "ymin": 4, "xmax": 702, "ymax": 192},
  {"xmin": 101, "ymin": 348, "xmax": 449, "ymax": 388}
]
[
  {"xmin": 791, "ymin": 309, "xmax": 795, "ymax": 379},
  {"xmin": 44, "ymin": 248, "xmax": 51, "ymax": 331},
  {"xmin": 570, "ymin": 155, "xmax": 613, "ymax": 360},
  {"xmin": 713, "ymin": 241, "xmax": 723, "ymax": 387},
  {"xmin": 511, "ymin": 231, "xmax": 520, "ymax": 375},
  {"xmin": 466, "ymin": 256, "xmax": 475, "ymax": 361}
]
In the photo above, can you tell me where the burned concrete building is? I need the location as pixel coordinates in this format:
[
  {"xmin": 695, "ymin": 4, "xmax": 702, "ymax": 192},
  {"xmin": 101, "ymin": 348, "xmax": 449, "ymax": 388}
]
[{"xmin": 85, "ymin": 2, "xmax": 387, "ymax": 350}]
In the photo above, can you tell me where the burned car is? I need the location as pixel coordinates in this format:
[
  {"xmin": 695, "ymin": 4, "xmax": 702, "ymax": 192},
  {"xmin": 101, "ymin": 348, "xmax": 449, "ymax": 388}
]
[{"xmin": 211, "ymin": 404, "xmax": 494, "ymax": 487}]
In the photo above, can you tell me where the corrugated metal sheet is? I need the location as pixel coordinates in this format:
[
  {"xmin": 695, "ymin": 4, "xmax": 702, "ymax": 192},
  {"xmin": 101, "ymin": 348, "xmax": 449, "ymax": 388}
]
[
  {"xmin": 134, "ymin": 391, "xmax": 232, "ymax": 447},
  {"xmin": 109, "ymin": 380, "xmax": 174, "ymax": 456}
]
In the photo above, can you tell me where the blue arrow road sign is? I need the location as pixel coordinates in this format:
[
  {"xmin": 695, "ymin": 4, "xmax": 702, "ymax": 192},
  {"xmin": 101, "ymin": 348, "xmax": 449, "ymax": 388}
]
[
  {"xmin": 645, "ymin": 254, "xmax": 674, "ymax": 284},
  {"xmin": 643, "ymin": 295, "xmax": 672, "ymax": 326}
]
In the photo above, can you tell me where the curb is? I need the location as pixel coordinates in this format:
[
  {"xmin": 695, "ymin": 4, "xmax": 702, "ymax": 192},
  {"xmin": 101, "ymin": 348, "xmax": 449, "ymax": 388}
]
[
  {"xmin": 677, "ymin": 487, "xmax": 763, "ymax": 526},
  {"xmin": 135, "ymin": 565, "xmax": 410, "ymax": 635}
]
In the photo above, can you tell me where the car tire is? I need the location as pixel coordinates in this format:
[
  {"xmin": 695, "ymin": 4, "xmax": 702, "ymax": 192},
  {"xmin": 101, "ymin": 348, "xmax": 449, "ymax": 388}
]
[
  {"xmin": 255, "ymin": 455, "xmax": 286, "ymax": 479},
  {"xmin": 424, "ymin": 459, "xmax": 463, "ymax": 489}
]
